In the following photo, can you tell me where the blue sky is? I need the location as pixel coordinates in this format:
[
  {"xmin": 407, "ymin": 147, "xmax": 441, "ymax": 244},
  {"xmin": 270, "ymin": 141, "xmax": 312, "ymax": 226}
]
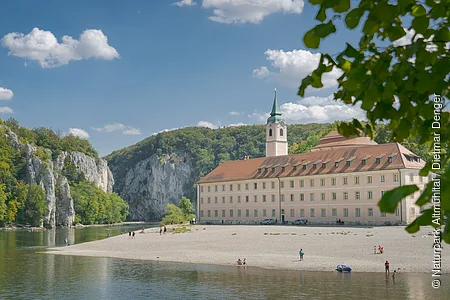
[{"xmin": 0, "ymin": 0, "xmax": 367, "ymax": 156}]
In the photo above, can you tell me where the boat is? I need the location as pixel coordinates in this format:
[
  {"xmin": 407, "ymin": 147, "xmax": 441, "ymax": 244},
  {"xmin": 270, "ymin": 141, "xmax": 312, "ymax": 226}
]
[{"xmin": 336, "ymin": 264, "xmax": 352, "ymax": 272}]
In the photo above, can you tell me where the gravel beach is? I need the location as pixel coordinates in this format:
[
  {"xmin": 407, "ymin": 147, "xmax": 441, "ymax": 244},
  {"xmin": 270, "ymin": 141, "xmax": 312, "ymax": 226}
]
[{"xmin": 46, "ymin": 225, "xmax": 450, "ymax": 273}]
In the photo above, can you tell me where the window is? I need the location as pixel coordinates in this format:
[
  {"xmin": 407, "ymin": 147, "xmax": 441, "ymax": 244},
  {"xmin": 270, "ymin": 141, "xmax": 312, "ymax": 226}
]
[
  {"xmin": 280, "ymin": 128, "xmax": 284, "ymax": 136},
  {"xmin": 321, "ymin": 193, "xmax": 325, "ymax": 201},
  {"xmin": 335, "ymin": 162, "xmax": 339, "ymax": 168},
  {"xmin": 222, "ymin": 185, "xmax": 225, "ymax": 191},
  {"xmin": 376, "ymin": 157, "xmax": 381, "ymax": 164},
  {"xmin": 290, "ymin": 209, "xmax": 295, "ymax": 218},
  {"xmin": 300, "ymin": 209, "xmax": 305, "ymax": 217},
  {"xmin": 355, "ymin": 176, "xmax": 360, "ymax": 184},
  {"xmin": 381, "ymin": 175, "xmax": 385, "ymax": 183},
  {"xmin": 300, "ymin": 180, "xmax": 304, "ymax": 187},
  {"xmin": 245, "ymin": 183, "xmax": 249, "ymax": 190},
  {"xmin": 332, "ymin": 178, "xmax": 336, "ymax": 186},
  {"xmin": 271, "ymin": 182, "xmax": 275, "ymax": 189},
  {"xmin": 222, "ymin": 197, "xmax": 225, "ymax": 204},
  {"xmin": 245, "ymin": 209, "xmax": 249, "ymax": 217},
  {"xmin": 343, "ymin": 208, "xmax": 348, "ymax": 217},
  {"xmin": 344, "ymin": 192, "xmax": 348, "ymax": 200},
  {"xmin": 230, "ymin": 210, "xmax": 234, "ymax": 217},
  {"xmin": 332, "ymin": 208, "xmax": 337, "ymax": 217},
  {"xmin": 300, "ymin": 193, "xmax": 305, "ymax": 201},
  {"xmin": 281, "ymin": 195, "xmax": 285, "ymax": 202},
  {"xmin": 208, "ymin": 186, "xmax": 211, "ymax": 192},
  {"xmin": 362, "ymin": 159, "xmax": 367, "ymax": 166},
  {"xmin": 238, "ymin": 184, "xmax": 241, "ymax": 191},
  {"xmin": 200, "ymin": 197, "xmax": 203, "ymax": 204},
  {"xmin": 238, "ymin": 196, "xmax": 241, "ymax": 203},
  {"xmin": 208, "ymin": 197, "xmax": 211, "ymax": 204},
  {"xmin": 245, "ymin": 196, "xmax": 249, "ymax": 203},
  {"xmin": 343, "ymin": 177, "xmax": 348, "ymax": 185},
  {"xmin": 263, "ymin": 209, "xmax": 267, "ymax": 217},
  {"xmin": 290, "ymin": 194, "xmax": 294, "ymax": 202},
  {"xmin": 322, "ymin": 163, "xmax": 327, "ymax": 169},
  {"xmin": 207, "ymin": 210, "xmax": 211, "ymax": 217},
  {"xmin": 410, "ymin": 174, "xmax": 414, "ymax": 183},
  {"xmin": 310, "ymin": 179, "xmax": 314, "ymax": 187},
  {"xmin": 254, "ymin": 210, "xmax": 258, "ymax": 217},
  {"xmin": 321, "ymin": 209, "xmax": 326, "ymax": 217},
  {"xmin": 303, "ymin": 165, "xmax": 307, "ymax": 170},
  {"xmin": 293, "ymin": 166, "xmax": 297, "ymax": 171},
  {"xmin": 313, "ymin": 164, "xmax": 317, "ymax": 170},
  {"xmin": 346, "ymin": 160, "xmax": 351, "ymax": 167},
  {"xmin": 320, "ymin": 178, "xmax": 325, "ymax": 186},
  {"xmin": 254, "ymin": 182, "xmax": 258, "ymax": 190},
  {"xmin": 214, "ymin": 197, "xmax": 218, "ymax": 204},
  {"xmin": 230, "ymin": 184, "xmax": 233, "ymax": 191},
  {"xmin": 395, "ymin": 208, "xmax": 400, "ymax": 217},
  {"xmin": 271, "ymin": 195, "xmax": 275, "ymax": 202},
  {"xmin": 355, "ymin": 208, "xmax": 360, "ymax": 217},
  {"xmin": 263, "ymin": 195, "xmax": 267, "ymax": 202},
  {"xmin": 238, "ymin": 209, "xmax": 241, "ymax": 217},
  {"xmin": 215, "ymin": 185, "xmax": 218, "ymax": 192},
  {"xmin": 200, "ymin": 210, "xmax": 204, "ymax": 217},
  {"xmin": 381, "ymin": 212, "xmax": 386, "ymax": 217},
  {"xmin": 310, "ymin": 209, "xmax": 315, "ymax": 217},
  {"xmin": 290, "ymin": 180, "xmax": 294, "ymax": 188},
  {"xmin": 254, "ymin": 195, "xmax": 257, "ymax": 202},
  {"xmin": 368, "ymin": 208, "xmax": 373, "ymax": 216},
  {"xmin": 280, "ymin": 181, "xmax": 284, "ymax": 188},
  {"xmin": 367, "ymin": 176, "xmax": 372, "ymax": 184},
  {"xmin": 310, "ymin": 193, "xmax": 315, "ymax": 201},
  {"xmin": 381, "ymin": 191, "xmax": 386, "ymax": 197},
  {"xmin": 272, "ymin": 167, "xmax": 276, "ymax": 172},
  {"xmin": 394, "ymin": 174, "xmax": 399, "ymax": 182},
  {"xmin": 230, "ymin": 196, "xmax": 233, "ymax": 203},
  {"xmin": 269, "ymin": 128, "xmax": 272, "ymax": 136},
  {"xmin": 263, "ymin": 182, "xmax": 266, "ymax": 189},
  {"xmin": 355, "ymin": 192, "xmax": 360, "ymax": 200},
  {"xmin": 201, "ymin": 186, "xmax": 204, "ymax": 193},
  {"xmin": 272, "ymin": 209, "xmax": 276, "ymax": 217},
  {"xmin": 282, "ymin": 167, "xmax": 285, "ymax": 172},
  {"xmin": 368, "ymin": 191, "xmax": 373, "ymax": 199},
  {"xmin": 388, "ymin": 156, "xmax": 393, "ymax": 163},
  {"xmin": 332, "ymin": 192, "xmax": 336, "ymax": 200}
]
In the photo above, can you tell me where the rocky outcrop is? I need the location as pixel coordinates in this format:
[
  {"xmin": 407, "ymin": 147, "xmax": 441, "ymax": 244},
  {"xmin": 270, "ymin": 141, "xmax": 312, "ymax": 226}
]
[
  {"xmin": 3, "ymin": 126, "xmax": 114, "ymax": 227},
  {"xmin": 116, "ymin": 154, "xmax": 192, "ymax": 221}
]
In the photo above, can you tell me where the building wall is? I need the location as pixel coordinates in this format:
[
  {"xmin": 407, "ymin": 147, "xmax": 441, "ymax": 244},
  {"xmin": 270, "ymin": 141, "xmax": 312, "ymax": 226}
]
[{"xmin": 197, "ymin": 169, "xmax": 429, "ymax": 225}]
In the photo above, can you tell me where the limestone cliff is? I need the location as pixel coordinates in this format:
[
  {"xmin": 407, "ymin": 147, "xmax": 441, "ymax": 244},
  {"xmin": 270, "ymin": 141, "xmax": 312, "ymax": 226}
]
[
  {"xmin": 3, "ymin": 127, "xmax": 114, "ymax": 227},
  {"xmin": 111, "ymin": 154, "xmax": 192, "ymax": 221}
]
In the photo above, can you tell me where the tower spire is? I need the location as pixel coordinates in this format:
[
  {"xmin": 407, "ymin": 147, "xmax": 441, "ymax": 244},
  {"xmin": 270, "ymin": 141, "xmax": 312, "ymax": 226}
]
[{"xmin": 267, "ymin": 88, "xmax": 283, "ymax": 123}]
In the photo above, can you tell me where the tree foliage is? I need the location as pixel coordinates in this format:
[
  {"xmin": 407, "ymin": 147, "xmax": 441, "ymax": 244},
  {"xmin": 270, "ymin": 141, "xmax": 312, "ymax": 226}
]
[
  {"xmin": 179, "ymin": 196, "xmax": 195, "ymax": 217},
  {"xmin": 300, "ymin": 0, "xmax": 449, "ymax": 241},
  {"xmin": 161, "ymin": 197, "xmax": 196, "ymax": 226}
]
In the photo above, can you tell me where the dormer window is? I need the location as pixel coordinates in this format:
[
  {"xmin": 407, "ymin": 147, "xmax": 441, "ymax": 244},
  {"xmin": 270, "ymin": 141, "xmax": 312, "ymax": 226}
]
[
  {"xmin": 272, "ymin": 167, "xmax": 276, "ymax": 172},
  {"xmin": 376, "ymin": 158, "xmax": 381, "ymax": 164},
  {"xmin": 264, "ymin": 168, "xmax": 268, "ymax": 173},
  {"xmin": 388, "ymin": 157, "xmax": 393, "ymax": 163},
  {"xmin": 258, "ymin": 168, "xmax": 262, "ymax": 173},
  {"xmin": 281, "ymin": 167, "xmax": 286, "ymax": 172},
  {"xmin": 362, "ymin": 159, "xmax": 367, "ymax": 166},
  {"xmin": 322, "ymin": 163, "xmax": 326, "ymax": 169},
  {"xmin": 303, "ymin": 165, "xmax": 307, "ymax": 170},
  {"xmin": 312, "ymin": 164, "xmax": 317, "ymax": 170},
  {"xmin": 293, "ymin": 166, "xmax": 297, "ymax": 171},
  {"xmin": 335, "ymin": 162, "xmax": 339, "ymax": 168},
  {"xmin": 346, "ymin": 161, "xmax": 351, "ymax": 167}
]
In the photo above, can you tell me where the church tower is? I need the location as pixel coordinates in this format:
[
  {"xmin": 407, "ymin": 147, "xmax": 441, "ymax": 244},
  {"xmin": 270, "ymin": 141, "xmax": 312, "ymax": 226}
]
[{"xmin": 266, "ymin": 89, "xmax": 287, "ymax": 157}]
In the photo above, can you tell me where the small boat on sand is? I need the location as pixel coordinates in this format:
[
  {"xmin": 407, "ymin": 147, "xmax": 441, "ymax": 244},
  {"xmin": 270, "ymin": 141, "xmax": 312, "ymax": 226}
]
[{"xmin": 336, "ymin": 264, "xmax": 352, "ymax": 272}]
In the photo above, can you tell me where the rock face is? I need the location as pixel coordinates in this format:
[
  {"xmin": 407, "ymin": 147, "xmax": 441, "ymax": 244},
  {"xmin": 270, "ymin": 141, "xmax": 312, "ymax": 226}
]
[
  {"xmin": 115, "ymin": 154, "xmax": 192, "ymax": 221},
  {"xmin": 3, "ymin": 127, "xmax": 114, "ymax": 227}
]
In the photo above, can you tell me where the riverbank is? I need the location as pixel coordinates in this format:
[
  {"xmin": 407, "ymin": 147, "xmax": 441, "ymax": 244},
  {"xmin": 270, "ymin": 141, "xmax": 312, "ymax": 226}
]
[
  {"xmin": 1, "ymin": 221, "xmax": 156, "ymax": 231},
  {"xmin": 46, "ymin": 225, "xmax": 450, "ymax": 273}
]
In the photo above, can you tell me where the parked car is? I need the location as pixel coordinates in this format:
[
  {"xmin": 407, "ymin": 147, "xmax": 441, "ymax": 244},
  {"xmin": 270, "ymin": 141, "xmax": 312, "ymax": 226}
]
[
  {"xmin": 260, "ymin": 218, "xmax": 275, "ymax": 225},
  {"xmin": 292, "ymin": 219, "xmax": 307, "ymax": 225}
]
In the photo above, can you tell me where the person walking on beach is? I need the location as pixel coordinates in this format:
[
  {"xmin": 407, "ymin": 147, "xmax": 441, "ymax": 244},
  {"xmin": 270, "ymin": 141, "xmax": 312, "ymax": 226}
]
[
  {"xmin": 385, "ymin": 260, "xmax": 390, "ymax": 273},
  {"xmin": 164, "ymin": 226, "xmax": 167, "ymax": 234},
  {"xmin": 132, "ymin": 231, "xmax": 135, "ymax": 238},
  {"xmin": 128, "ymin": 231, "xmax": 131, "ymax": 238},
  {"xmin": 299, "ymin": 249, "xmax": 304, "ymax": 261},
  {"xmin": 160, "ymin": 227, "xmax": 162, "ymax": 235},
  {"xmin": 392, "ymin": 270, "xmax": 397, "ymax": 280}
]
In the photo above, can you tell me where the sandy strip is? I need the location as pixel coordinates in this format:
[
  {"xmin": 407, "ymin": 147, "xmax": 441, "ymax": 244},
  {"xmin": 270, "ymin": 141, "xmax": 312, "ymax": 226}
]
[{"xmin": 45, "ymin": 225, "xmax": 450, "ymax": 273}]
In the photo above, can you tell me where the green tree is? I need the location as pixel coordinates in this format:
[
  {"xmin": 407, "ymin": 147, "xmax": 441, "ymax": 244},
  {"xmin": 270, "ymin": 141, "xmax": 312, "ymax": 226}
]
[
  {"xmin": 160, "ymin": 203, "xmax": 185, "ymax": 225},
  {"xmin": 23, "ymin": 184, "xmax": 46, "ymax": 227},
  {"xmin": 179, "ymin": 196, "xmax": 195, "ymax": 218},
  {"xmin": 0, "ymin": 184, "xmax": 7, "ymax": 225},
  {"xmin": 300, "ymin": 0, "xmax": 449, "ymax": 241}
]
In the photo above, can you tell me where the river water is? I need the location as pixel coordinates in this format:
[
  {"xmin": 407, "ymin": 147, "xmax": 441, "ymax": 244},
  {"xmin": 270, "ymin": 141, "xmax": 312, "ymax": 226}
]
[{"xmin": 0, "ymin": 225, "xmax": 449, "ymax": 300}]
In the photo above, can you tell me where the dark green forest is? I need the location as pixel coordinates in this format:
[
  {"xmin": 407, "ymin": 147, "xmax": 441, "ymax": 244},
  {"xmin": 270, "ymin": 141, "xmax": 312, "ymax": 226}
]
[{"xmin": 0, "ymin": 117, "xmax": 128, "ymax": 227}]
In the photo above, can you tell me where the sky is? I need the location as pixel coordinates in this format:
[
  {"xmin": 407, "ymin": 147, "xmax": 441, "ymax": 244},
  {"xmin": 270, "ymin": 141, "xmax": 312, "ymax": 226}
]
[{"xmin": 0, "ymin": 0, "xmax": 377, "ymax": 156}]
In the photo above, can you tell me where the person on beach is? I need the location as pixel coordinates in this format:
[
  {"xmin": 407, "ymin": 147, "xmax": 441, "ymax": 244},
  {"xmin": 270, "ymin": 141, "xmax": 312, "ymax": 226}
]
[
  {"xmin": 164, "ymin": 226, "xmax": 167, "ymax": 234},
  {"xmin": 132, "ymin": 231, "xmax": 135, "ymax": 238},
  {"xmin": 385, "ymin": 260, "xmax": 390, "ymax": 273},
  {"xmin": 64, "ymin": 238, "xmax": 68, "ymax": 246},
  {"xmin": 237, "ymin": 258, "xmax": 242, "ymax": 265},
  {"xmin": 243, "ymin": 258, "xmax": 247, "ymax": 265},
  {"xmin": 299, "ymin": 249, "xmax": 304, "ymax": 261},
  {"xmin": 160, "ymin": 227, "xmax": 162, "ymax": 235},
  {"xmin": 392, "ymin": 270, "xmax": 397, "ymax": 280},
  {"xmin": 141, "ymin": 227, "xmax": 145, "ymax": 233},
  {"xmin": 374, "ymin": 246, "xmax": 377, "ymax": 254},
  {"xmin": 128, "ymin": 231, "xmax": 131, "ymax": 238},
  {"xmin": 380, "ymin": 246, "xmax": 384, "ymax": 254}
]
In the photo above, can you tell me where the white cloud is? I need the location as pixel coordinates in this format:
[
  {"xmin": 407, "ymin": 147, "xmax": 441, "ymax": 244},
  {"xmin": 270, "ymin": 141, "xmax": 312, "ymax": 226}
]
[
  {"xmin": 249, "ymin": 95, "xmax": 364, "ymax": 124},
  {"xmin": 93, "ymin": 123, "xmax": 126, "ymax": 132},
  {"xmin": 123, "ymin": 128, "xmax": 141, "ymax": 135},
  {"xmin": 68, "ymin": 128, "xmax": 89, "ymax": 139},
  {"xmin": 0, "ymin": 107, "xmax": 14, "ymax": 114},
  {"xmin": 202, "ymin": 0, "xmax": 304, "ymax": 24},
  {"xmin": 173, "ymin": 0, "xmax": 196, "ymax": 7},
  {"xmin": 393, "ymin": 28, "xmax": 449, "ymax": 53},
  {"xmin": 228, "ymin": 122, "xmax": 248, "ymax": 127},
  {"xmin": 0, "ymin": 87, "xmax": 14, "ymax": 100},
  {"xmin": 253, "ymin": 49, "xmax": 342, "ymax": 89},
  {"xmin": 229, "ymin": 110, "xmax": 244, "ymax": 116},
  {"xmin": 1, "ymin": 28, "xmax": 119, "ymax": 68},
  {"xmin": 197, "ymin": 121, "xmax": 218, "ymax": 129}
]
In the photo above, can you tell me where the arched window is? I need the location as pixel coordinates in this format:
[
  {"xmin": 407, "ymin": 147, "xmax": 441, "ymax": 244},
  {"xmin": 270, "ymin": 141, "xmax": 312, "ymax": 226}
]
[
  {"xmin": 269, "ymin": 128, "xmax": 272, "ymax": 136},
  {"xmin": 280, "ymin": 128, "xmax": 284, "ymax": 136}
]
